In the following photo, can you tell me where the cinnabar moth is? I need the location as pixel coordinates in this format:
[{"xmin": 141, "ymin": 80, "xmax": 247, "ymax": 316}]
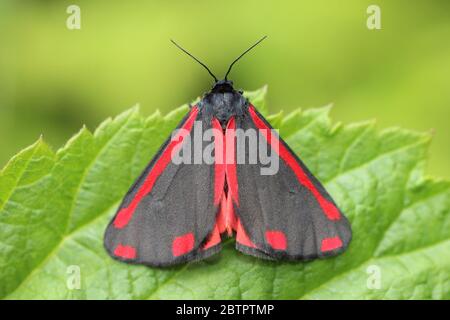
[{"xmin": 104, "ymin": 37, "xmax": 352, "ymax": 266}]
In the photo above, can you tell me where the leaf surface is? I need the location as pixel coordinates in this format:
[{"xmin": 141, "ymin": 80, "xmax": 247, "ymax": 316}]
[{"xmin": 1, "ymin": 88, "xmax": 449, "ymax": 299}]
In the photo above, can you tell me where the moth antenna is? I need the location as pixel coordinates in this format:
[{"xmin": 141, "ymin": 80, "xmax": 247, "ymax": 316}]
[
  {"xmin": 170, "ymin": 39, "xmax": 218, "ymax": 82},
  {"xmin": 224, "ymin": 36, "xmax": 267, "ymax": 80}
]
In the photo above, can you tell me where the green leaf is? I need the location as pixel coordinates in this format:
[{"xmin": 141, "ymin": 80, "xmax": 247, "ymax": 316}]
[
  {"xmin": 244, "ymin": 85, "xmax": 268, "ymax": 114},
  {"xmin": 1, "ymin": 87, "xmax": 449, "ymax": 300}
]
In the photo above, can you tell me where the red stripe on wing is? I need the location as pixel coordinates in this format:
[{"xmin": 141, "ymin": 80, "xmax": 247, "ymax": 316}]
[
  {"xmin": 225, "ymin": 117, "xmax": 239, "ymax": 206},
  {"xmin": 224, "ymin": 117, "xmax": 257, "ymax": 248},
  {"xmin": 201, "ymin": 223, "xmax": 221, "ymax": 251},
  {"xmin": 113, "ymin": 107, "xmax": 199, "ymax": 229},
  {"xmin": 236, "ymin": 218, "xmax": 257, "ymax": 248},
  {"xmin": 248, "ymin": 105, "xmax": 341, "ymax": 221},
  {"xmin": 201, "ymin": 118, "xmax": 227, "ymax": 251},
  {"xmin": 212, "ymin": 118, "xmax": 226, "ymax": 206}
]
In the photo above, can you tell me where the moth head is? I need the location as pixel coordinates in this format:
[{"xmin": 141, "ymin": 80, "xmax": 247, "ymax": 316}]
[{"xmin": 211, "ymin": 79, "xmax": 234, "ymax": 93}]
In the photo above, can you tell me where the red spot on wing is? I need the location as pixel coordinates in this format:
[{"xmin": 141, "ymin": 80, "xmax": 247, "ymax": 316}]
[
  {"xmin": 172, "ymin": 233, "xmax": 195, "ymax": 257},
  {"xmin": 114, "ymin": 244, "xmax": 136, "ymax": 259},
  {"xmin": 265, "ymin": 230, "xmax": 287, "ymax": 250},
  {"xmin": 321, "ymin": 236, "xmax": 343, "ymax": 252},
  {"xmin": 248, "ymin": 105, "xmax": 341, "ymax": 221},
  {"xmin": 113, "ymin": 107, "xmax": 199, "ymax": 229}
]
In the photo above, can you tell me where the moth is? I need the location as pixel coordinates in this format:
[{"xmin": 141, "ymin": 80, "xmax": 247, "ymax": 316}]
[{"xmin": 104, "ymin": 37, "xmax": 352, "ymax": 266}]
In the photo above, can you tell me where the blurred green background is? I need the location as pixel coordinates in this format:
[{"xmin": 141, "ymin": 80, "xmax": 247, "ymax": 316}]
[{"xmin": 0, "ymin": 0, "xmax": 449, "ymax": 177}]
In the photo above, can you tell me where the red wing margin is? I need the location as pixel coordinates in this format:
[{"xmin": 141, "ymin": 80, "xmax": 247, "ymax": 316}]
[
  {"xmin": 104, "ymin": 107, "xmax": 225, "ymax": 266},
  {"xmin": 231, "ymin": 105, "xmax": 352, "ymax": 260}
]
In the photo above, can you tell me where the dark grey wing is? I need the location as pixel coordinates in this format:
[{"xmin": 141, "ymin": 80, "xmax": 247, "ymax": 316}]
[
  {"xmin": 231, "ymin": 105, "xmax": 352, "ymax": 260},
  {"xmin": 104, "ymin": 107, "xmax": 223, "ymax": 267}
]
